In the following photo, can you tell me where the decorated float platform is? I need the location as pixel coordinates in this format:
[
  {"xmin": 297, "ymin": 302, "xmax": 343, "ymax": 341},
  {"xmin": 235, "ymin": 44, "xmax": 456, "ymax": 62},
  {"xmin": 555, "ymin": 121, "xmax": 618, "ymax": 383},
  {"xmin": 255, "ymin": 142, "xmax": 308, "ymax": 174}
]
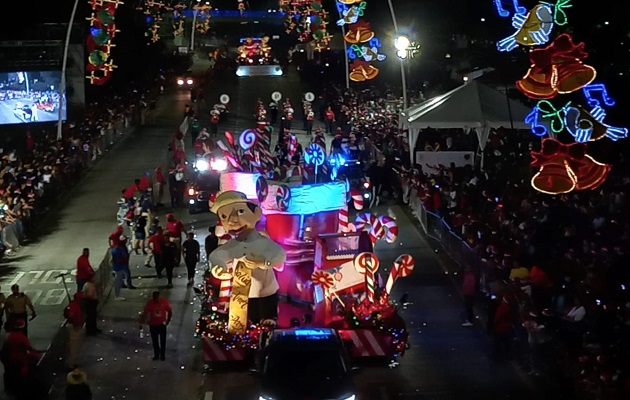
[{"xmin": 193, "ymin": 117, "xmax": 412, "ymax": 368}]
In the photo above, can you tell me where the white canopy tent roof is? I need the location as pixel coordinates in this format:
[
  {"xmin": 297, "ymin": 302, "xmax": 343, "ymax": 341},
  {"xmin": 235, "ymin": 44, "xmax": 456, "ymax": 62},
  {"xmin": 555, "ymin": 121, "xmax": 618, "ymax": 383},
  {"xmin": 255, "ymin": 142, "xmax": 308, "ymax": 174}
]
[{"xmin": 400, "ymin": 80, "xmax": 536, "ymax": 162}]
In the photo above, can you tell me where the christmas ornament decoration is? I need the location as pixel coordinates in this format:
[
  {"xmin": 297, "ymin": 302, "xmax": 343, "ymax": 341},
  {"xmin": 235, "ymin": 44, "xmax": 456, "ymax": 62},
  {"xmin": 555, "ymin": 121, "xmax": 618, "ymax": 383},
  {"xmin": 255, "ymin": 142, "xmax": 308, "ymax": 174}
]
[
  {"xmin": 493, "ymin": 1, "xmax": 626, "ymax": 193},
  {"xmin": 239, "ymin": 129, "xmax": 258, "ymax": 151},
  {"xmin": 85, "ymin": 0, "xmax": 124, "ymax": 85},
  {"xmin": 529, "ymin": 138, "xmax": 610, "ymax": 194},
  {"xmin": 496, "ymin": 0, "xmax": 572, "ymax": 52},
  {"xmin": 279, "ymin": 0, "xmax": 331, "ymax": 51}
]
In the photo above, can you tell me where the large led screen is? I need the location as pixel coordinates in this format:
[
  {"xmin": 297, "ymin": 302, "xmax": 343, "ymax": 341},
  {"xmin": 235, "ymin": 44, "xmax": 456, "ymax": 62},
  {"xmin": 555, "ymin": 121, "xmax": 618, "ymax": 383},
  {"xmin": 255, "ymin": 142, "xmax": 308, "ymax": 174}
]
[{"xmin": 0, "ymin": 71, "xmax": 66, "ymax": 125}]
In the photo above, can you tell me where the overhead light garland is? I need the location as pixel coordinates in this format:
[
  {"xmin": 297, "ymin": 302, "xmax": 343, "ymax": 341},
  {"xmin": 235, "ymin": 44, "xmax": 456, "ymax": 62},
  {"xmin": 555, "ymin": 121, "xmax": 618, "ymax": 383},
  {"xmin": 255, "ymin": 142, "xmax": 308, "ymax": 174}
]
[
  {"xmin": 85, "ymin": 0, "xmax": 123, "ymax": 85},
  {"xmin": 279, "ymin": 0, "xmax": 332, "ymax": 51},
  {"xmin": 136, "ymin": 0, "xmax": 171, "ymax": 44},
  {"xmin": 494, "ymin": 0, "xmax": 627, "ymax": 194},
  {"xmin": 336, "ymin": 1, "xmax": 386, "ymax": 82}
]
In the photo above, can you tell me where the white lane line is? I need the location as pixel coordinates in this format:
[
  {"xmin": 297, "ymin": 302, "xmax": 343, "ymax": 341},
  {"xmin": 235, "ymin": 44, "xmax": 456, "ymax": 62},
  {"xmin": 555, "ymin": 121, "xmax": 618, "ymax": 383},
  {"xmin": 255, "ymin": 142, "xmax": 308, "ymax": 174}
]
[{"xmin": 204, "ymin": 391, "xmax": 213, "ymax": 400}]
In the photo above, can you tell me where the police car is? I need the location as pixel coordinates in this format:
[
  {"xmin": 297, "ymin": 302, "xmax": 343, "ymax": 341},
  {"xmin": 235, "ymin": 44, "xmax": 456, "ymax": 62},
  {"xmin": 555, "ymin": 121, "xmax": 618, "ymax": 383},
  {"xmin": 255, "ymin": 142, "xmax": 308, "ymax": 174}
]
[{"xmin": 256, "ymin": 328, "xmax": 358, "ymax": 400}]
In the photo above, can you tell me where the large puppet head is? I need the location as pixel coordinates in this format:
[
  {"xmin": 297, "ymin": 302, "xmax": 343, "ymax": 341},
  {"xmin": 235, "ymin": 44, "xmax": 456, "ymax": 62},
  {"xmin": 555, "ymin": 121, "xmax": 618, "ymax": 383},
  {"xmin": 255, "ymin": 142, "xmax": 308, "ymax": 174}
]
[{"xmin": 210, "ymin": 191, "xmax": 261, "ymax": 238}]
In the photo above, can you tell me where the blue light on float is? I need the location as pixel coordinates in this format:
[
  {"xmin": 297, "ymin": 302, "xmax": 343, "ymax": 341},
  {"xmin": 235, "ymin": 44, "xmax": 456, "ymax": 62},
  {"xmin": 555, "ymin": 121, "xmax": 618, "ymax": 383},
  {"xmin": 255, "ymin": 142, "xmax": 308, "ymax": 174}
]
[{"xmin": 261, "ymin": 181, "xmax": 346, "ymax": 215}]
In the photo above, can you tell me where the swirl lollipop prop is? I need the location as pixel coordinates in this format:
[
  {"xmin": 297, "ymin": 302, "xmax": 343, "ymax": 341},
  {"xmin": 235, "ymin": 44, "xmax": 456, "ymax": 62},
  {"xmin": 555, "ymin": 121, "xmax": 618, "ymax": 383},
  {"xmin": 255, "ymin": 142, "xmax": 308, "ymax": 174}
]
[
  {"xmin": 275, "ymin": 184, "xmax": 291, "ymax": 211},
  {"xmin": 385, "ymin": 254, "xmax": 415, "ymax": 294},
  {"xmin": 304, "ymin": 142, "xmax": 326, "ymax": 182},
  {"xmin": 354, "ymin": 252, "xmax": 380, "ymax": 302},
  {"xmin": 311, "ymin": 270, "xmax": 344, "ymax": 304},
  {"xmin": 239, "ymin": 129, "xmax": 258, "ymax": 151},
  {"xmin": 210, "ymin": 265, "xmax": 234, "ymax": 303},
  {"xmin": 256, "ymin": 176, "xmax": 268, "ymax": 203}
]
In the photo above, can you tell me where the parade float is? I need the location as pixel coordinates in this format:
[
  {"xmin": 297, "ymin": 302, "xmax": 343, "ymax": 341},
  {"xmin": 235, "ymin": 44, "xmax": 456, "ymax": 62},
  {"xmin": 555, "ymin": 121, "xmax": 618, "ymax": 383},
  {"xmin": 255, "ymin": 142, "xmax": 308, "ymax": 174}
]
[{"xmin": 195, "ymin": 112, "xmax": 412, "ymax": 368}]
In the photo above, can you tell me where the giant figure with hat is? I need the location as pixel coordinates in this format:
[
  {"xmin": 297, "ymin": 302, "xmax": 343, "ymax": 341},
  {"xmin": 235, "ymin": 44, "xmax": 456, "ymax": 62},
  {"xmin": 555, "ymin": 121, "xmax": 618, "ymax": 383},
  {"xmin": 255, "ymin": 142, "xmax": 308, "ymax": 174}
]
[{"xmin": 208, "ymin": 191, "xmax": 286, "ymax": 333}]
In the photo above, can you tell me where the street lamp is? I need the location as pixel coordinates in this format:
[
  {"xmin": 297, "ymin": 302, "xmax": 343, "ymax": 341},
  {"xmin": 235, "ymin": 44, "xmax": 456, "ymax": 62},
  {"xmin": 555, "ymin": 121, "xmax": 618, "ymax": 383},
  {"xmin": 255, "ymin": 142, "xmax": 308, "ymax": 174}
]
[
  {"xmin": 190, "ymin": 0, "xmax": 201, "ymax": 51},
  {"xmin": 394, "ymin": 34, "xmax": 409, "ymax": 110}
]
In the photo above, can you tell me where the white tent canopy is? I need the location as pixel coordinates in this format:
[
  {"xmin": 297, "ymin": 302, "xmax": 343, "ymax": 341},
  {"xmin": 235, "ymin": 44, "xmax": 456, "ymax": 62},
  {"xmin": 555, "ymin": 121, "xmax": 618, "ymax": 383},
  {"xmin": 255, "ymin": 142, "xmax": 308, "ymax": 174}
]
[{"xmin": 400, "ymin": 80, "xmax": 536, "ymax": 162}]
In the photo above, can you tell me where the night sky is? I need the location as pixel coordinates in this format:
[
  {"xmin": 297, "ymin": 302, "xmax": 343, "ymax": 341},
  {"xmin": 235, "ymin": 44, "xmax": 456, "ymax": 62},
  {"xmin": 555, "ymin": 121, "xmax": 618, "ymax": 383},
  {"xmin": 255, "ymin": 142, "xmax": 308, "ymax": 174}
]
[{"xmin": 2, "ymin": 0, "xmax": 628, "ymax": 116}]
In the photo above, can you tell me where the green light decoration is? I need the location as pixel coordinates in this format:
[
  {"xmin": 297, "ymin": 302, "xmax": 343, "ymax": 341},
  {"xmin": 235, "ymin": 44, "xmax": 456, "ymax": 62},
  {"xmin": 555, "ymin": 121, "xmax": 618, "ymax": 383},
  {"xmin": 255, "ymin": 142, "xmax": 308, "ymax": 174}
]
[
  {"xmin": 92, "ymin": 29, "xmax": 111, "ymax": 46},
  {"xmin": 541, "ymin": 0, "xmax": 572, "ymax": 26},
  {"xmin": 537, "ymin": 100, "xmax": 571, "ymax": 133},
  {"xmin": 89, "ymin": 50, "xmax": 108, "ymax": 66},
  {"xmin": 97, "ymin": 9, "xmax": 115, "ymax": 25}
]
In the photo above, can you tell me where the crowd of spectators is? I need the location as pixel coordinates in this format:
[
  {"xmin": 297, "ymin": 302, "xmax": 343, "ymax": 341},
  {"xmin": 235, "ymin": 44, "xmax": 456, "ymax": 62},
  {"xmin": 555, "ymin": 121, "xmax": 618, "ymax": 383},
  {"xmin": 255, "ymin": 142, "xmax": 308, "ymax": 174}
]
[
  {"xmin": 315, "ymin": 81, "xmax": 630, "ymax": 398},
  {"xmin": 0, "ymin": 80, "xmax": 162, "ymax": 254}
]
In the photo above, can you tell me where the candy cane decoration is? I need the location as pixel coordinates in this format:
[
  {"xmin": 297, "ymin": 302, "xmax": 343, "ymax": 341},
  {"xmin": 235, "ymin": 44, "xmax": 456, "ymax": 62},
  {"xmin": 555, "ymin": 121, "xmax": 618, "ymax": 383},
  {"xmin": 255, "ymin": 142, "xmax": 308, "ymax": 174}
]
[
  {"xmin": 349, "ymin": 188, "xmax": 364, "ymax": 210},
  {"xmin": 385, "ymin": 254, "xmax": 415, "ymax": 294},
  {"xmin": 239, "ymin": 128, "xmax": 258, "ymax": 150},
  {"xmin": 354, "ymin": 213, "xmax": 385, "ymax": 244},
  {"xmin": 338, "ymin": 203, "xmax": 349, "ymax": 233},
  {"xmin": 378, "ymin": 215, "xmax": 398, "ymax": 243},
  {"xmin": 256, "ymin": 176, "xmax": 268, "ymax": 203},
  {"xmin": 210, "ymin": 265, "xmax": 233, "ymax": 303},
  {"xmin": 354, "ymin": 252, "xmax": 379, "ymax": 302},
  {"xmin": 275, "ymin": 184, "xmax": 291, "ymax": 211}
]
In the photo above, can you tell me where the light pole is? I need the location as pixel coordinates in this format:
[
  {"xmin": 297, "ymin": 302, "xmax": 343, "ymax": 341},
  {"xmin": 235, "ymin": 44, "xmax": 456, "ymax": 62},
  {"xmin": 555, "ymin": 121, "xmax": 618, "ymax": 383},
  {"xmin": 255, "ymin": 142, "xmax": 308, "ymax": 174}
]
[
  {"xmin": 387, "ymin": 0, "xmax": 408, "ymax": 111},
  {"xmin": 190, "ymin": 0, "xmax": 201, "ymax": 52},
  {"xmin": 57, "ymin": 0, "xmax": 80, "ymax": 140},
  {"xmin": 394, "ymin": 35, "xmax": 409, "ymax": 111}
]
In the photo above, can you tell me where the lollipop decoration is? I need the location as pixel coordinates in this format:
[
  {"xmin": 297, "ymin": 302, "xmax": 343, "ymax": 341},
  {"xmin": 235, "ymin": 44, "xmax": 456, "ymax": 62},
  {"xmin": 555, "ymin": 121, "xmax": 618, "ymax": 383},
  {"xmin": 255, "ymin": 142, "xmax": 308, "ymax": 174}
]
[
  {"xmin": 385, "ymin": 254, "xmax": 414, "ymax": 294},
  {"xmin": 239, "ymin": 129, "xmax": 258, "ymax": 151},
  {"xmin": 211, "ymin": 265, "xmax": 233, "ymax": 304},
  {"xmin": 275, "ymin": 184, "xmax": 291, "ymax": 211},
  {"xmin": 311, "ymin": 270, "xmax": 344, "ymax": 304},
  {"xmin": 354, "ymin": 252, "xmax": 380, "ymax": 303},
  {"xmin": 256, "ymin": 176, "xmax": 268, "ymax": 203},
  {"xmin": 304, "ymin": 142, "xmax": 326, "ymax": 182}
]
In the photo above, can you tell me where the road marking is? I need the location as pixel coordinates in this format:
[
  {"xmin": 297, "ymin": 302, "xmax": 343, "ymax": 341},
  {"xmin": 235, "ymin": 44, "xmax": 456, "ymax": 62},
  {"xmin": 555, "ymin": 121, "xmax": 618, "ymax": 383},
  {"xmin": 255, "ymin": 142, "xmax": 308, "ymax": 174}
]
[{"xmin": 204, "ymin": 392, "xmax": 213, "ymax": 400}]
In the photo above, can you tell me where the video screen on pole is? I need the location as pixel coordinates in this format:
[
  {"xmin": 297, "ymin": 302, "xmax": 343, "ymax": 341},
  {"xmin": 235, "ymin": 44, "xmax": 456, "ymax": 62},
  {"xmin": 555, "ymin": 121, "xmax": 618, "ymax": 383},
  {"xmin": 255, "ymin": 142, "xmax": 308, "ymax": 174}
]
[{"xmin": 0, "ymin": 71, "xmax": 66, "ymax": 125}]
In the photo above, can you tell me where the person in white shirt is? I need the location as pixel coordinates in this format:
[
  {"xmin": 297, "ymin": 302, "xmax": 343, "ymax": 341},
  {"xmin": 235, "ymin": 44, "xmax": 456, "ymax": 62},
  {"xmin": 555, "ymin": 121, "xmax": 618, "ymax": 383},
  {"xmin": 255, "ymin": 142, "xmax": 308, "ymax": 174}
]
[{"xmin": 208, "ymin": 191, "xmax": 286, "ymax": 327}]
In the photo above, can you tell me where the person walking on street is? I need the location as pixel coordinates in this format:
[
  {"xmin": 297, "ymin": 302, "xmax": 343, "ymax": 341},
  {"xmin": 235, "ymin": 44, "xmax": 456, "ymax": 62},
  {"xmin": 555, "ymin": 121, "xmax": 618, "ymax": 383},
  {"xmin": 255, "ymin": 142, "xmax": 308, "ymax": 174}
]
[
  {"xmin": 154, "ymin": 166, "xmax": 166, "ymax": 207},
  {"xmin": 205, "ymin": 226, "xmax": 218, "ymax": 264},
  {"xmin": 112, "ymin": 235, "xmax": 133, "ymax": 300},
  {"xmin": 461, "ymin": 265, "xmax": 476, "ymax": 327},
  {"xmin": 324, "ymin": 105, "xmax": 335, "ymax": 134},
  {"xmin": 166, "ymin": 213, "xmax": 187, "ymax": 266},
  {"xmin": 4, "ymin": 285, "xmax": 36, "ymax": 336},
  {"xmin": 162, "ymin": 241, "xmax": 177, "ymax": 288},
  {"xmin": 139, "ymin": 291, "xmax": 172, "ymax": 361},
  {"xmin": 76, "ymin": 248, "xmax": 95, "ymax": 292},
  {"xmin": 182, "ymin": 232, "xmax": 200, "ymax": 286},
  {"xmin": 65, "ymin": 368, "xmax": 92, "ymax": 400},
  {"xmin": 148, "ymin": 226, "xmax": 165, "ymax": 276},
  {"xmin": 82, "ymin": 277, "xmax": 101, "ymax": 336},
  {"xmin": 64, "ymin": 293, "xmax": 84, "ymax": 370}
]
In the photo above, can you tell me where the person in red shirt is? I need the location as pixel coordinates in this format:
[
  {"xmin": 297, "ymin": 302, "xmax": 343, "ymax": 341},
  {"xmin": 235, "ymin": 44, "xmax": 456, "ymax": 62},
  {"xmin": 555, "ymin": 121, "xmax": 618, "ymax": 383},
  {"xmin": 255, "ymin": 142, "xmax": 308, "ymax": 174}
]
[
  {"xmin": 139, "ymin": 291, "xmax": 172, "ymax": 361},
  {"xmin": 1, "ymin": 319, "xmax": 42, "ymax": 395},
  {"xmin": 165, "ymin": 213, "xmax": 186, "ymax": 266},
  {"xmin": 493, "ymin": 295, "xmax": 514, "ymax": 360},
  {"xmin": 76, "ymin": 248, "xmax": 95, "ymax": 292},
  {"xmin": 148, "ymin": 226, "xmax": 166, "ymax": 278},
  {"xmin": 324, "ymin": 106, "xmax": 335, "ymax": 134}
]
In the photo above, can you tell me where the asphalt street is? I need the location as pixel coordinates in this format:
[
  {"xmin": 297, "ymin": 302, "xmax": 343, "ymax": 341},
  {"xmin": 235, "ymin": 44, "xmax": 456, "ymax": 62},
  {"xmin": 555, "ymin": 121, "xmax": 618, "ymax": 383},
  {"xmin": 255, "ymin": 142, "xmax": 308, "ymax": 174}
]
[{"xmin": 1, "ymin": 65, "xmax": 544, "ymax": 400}]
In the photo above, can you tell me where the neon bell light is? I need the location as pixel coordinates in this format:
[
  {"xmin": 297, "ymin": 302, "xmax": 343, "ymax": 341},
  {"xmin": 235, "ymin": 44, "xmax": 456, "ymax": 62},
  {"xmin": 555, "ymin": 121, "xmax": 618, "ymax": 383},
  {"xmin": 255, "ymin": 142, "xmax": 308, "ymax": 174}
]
[{"xmin": 496, "ymin": 0, "xmax": 572, "ymax": 52}]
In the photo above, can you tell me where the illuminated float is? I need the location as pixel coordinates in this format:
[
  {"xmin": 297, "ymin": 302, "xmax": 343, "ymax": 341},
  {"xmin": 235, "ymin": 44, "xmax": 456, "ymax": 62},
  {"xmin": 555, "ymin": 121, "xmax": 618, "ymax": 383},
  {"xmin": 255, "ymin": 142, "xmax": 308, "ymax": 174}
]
[{"xmin": 196, "ymin": 121, "xmax": 412, "ymax": 367}]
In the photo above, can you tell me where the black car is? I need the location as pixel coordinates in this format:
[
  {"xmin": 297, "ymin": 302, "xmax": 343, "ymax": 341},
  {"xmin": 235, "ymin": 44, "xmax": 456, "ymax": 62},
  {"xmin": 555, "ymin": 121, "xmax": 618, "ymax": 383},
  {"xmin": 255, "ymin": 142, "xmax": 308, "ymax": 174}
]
[
  {"xmin": 256, "ymin": 328, "xmax": 358, "ymax": 400},
  {"xmin": 186, "ymin": 169, "xmax": 220, "ymax": 214}
]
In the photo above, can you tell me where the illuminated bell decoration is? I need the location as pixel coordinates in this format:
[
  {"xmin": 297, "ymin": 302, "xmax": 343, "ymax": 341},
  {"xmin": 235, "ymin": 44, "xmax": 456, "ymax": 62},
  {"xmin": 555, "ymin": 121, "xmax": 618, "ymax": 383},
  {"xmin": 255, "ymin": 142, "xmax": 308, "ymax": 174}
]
[
  {"xmin": 516, "ymin": 33, "xmax": 596, "ymax": 100},
  {"xmin": 349, "ymin": 59, "xmax": 379, "ymax": 82},
  {"xmin": 344, "ymin": 21, "xmax": 374, "ymax": 44},
  {"xmin": 530, "ymin": 138, "xmax": 610, "ymax": 194}
]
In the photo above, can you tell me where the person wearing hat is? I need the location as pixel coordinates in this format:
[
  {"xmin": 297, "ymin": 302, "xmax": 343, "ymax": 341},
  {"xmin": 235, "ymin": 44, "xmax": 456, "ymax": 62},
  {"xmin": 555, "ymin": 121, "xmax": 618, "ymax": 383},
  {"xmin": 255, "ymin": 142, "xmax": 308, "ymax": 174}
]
[
  {"xmin": 208, "ymin": 191, "xmax": 286, "ymax": 325},
  {"xmin": 65, "ymin": 368, "xmax": 92, "ymax": 400}
]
